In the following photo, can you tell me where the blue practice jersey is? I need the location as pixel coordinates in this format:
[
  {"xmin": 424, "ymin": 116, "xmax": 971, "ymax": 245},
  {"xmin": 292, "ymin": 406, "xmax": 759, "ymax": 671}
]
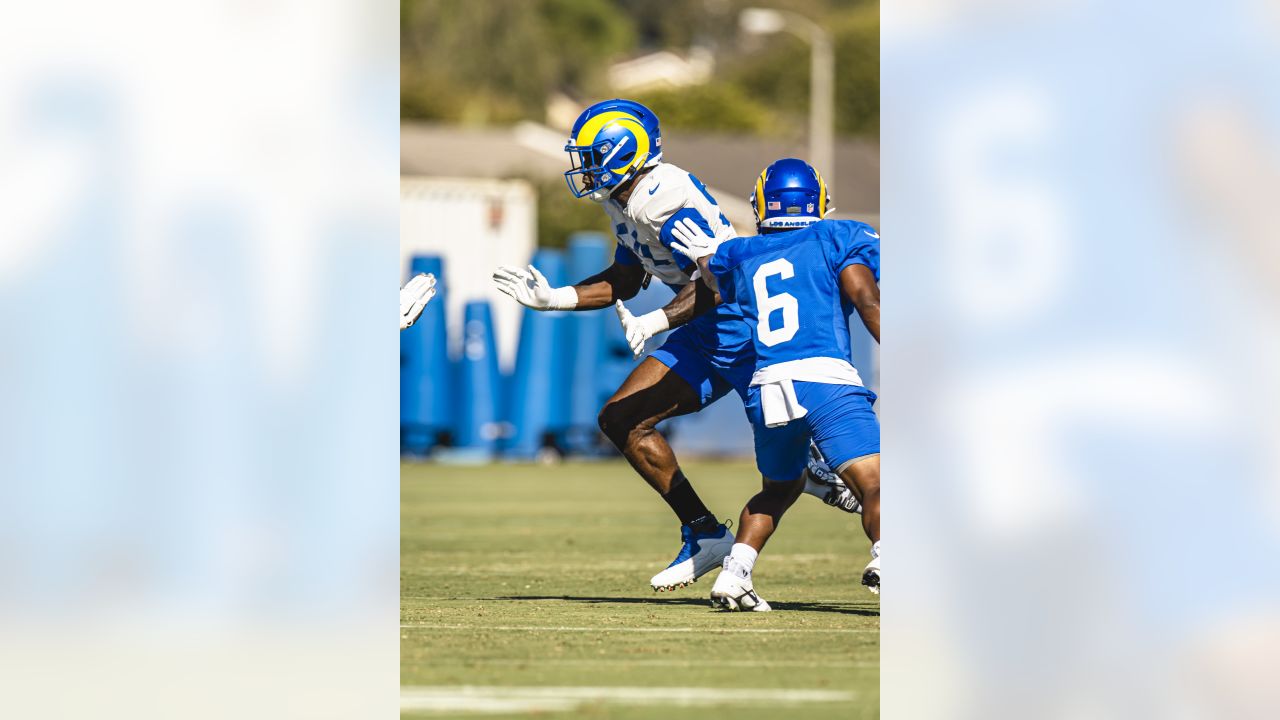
[{"xmin": 707, "ymin": 220, "xmax": 880, "ymax": 371}]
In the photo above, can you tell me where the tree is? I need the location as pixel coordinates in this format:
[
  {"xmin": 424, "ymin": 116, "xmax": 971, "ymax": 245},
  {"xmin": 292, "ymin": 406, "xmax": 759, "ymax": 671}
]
[
  {"xmin": 402, "ymin": 0, "xmax": 634, "ymax": 123},
  {"xmin": 631, "ymin": 84, "xmax": 779, "ymax": 134}
]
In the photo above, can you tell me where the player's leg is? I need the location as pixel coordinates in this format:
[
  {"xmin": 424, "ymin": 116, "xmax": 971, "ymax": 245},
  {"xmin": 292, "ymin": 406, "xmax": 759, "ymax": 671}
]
[
  {"xmin": 838, "ymin": 454, "xmax": 879, "ymax": 543},
  {"xmin": 734, "ymin": 475, "xmax": 806, "ymax": 553},
  {"xmin": 710, "ymin": 479, "xmax": 805, "ymax": 613},
  {"xmin": 597, "ymin": 336, "xmax": 735, "ymax": 591},
  {"xmin": 798, "ymin": 381, "xmax": 882, "ymax": 594},
  {"xmin": 837, "ymin": 454, "xmax": 881, "ymax": 593},
  {"xmin": 598, "ymin": 357, "xmax": 708, "ymax": 516},
  {"xmin": 803, "ymin": 442, "xmax": 863, "ymax": 513},
  {"xmin": 710, "ymin": 410, "xmax": 810, "ymax": 612}
]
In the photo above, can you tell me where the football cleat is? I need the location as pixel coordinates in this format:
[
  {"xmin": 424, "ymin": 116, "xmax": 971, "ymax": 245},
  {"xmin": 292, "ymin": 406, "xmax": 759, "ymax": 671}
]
[
  {"xmin": 650, "ymin": 519, "xmax": 733, "ymax": 592},
  {"xmin": 804, "ymin": 444, "xmax": 861, "ymax": 514},
  {"xmin": 709, "ymin": 557, "xmax": 772, "ymax": 612},
  {"xmin": 862, "ymin": 555, "xmax": 880, "ymax": 595}
]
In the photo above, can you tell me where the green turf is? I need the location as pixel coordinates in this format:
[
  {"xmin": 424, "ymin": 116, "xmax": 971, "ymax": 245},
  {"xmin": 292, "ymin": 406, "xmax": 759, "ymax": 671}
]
[{"xmin": 402, "ymin": 460, "xmax": 878, "ymax": 719}]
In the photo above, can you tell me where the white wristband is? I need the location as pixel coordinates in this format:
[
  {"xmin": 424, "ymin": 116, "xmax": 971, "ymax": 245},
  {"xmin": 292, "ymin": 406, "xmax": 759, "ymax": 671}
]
[
  {"xmin": 636, "ymin": 308, "xmax": 670, "ymax": 336},
  {"xmin": 548, "ymin": 286, "xmax": 578, "ymax": 310}
]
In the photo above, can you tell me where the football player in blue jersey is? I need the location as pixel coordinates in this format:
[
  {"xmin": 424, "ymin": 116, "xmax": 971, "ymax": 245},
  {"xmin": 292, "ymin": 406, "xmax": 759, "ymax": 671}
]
[
  {"xmin": 668, "ymin": 158, "xmax": 881, "ymax": 609},
  {"xmin": 492, "ymin": 100, "xmax": 856, "ymax": 593}
]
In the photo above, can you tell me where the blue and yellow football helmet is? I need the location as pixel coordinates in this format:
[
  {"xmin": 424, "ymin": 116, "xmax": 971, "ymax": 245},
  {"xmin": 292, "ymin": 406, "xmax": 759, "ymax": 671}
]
[
  {"xmin": 751, "ymin": 158, "xmax": 832, "ymax": 233},
  {"xmin": 564, "ymin": 99, "xmax": 663, "ymax": 202}
]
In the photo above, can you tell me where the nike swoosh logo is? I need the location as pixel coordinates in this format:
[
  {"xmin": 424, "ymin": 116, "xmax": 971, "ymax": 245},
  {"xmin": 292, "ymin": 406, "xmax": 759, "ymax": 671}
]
[{"xmin": 648, "ymin": 183, "xmax": 661, "ymax": 195}]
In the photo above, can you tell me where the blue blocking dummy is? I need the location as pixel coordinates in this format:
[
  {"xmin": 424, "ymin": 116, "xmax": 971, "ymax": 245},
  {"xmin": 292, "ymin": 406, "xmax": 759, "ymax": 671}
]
[
  {"xmin": 400, "ymin": 255, "xmax": 452, "ymax": 454},
  {"xmin": 564, "ymin": 233, "xmax": 610, "ymax": 454},
  {"xmin": 506, "ymin": 248, "xmax": 571, "ymax": 458},
  {"xmin": 457, "ymin": 300, "xmax": 501, "ymax": 455}
]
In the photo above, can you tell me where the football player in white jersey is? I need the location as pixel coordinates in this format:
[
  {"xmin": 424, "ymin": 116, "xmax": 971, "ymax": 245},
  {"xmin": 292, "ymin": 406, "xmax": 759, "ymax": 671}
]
[{"xmin": 492, "ymin": 99, "xmax": 851, "ymax": 593}]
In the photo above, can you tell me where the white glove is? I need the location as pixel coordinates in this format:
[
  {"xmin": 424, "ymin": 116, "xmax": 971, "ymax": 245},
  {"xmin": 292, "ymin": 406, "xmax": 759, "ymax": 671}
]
[
  {"xmin": 400, "ymin": 273, "xmax": 436, "ymax": 331},
  {"xmin": 667, "ymin": 216, "xmax": 717, "ymax": 261},
  {"xmin": 615, "ymin": 300, "xmax": 669, "ymax": 359},
  {"xmin": 492, "ymin": 264, "xmax": 578, "ymax": 311}
]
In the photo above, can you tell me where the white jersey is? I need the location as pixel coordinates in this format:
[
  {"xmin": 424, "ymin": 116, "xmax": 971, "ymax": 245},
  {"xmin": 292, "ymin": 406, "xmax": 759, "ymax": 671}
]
[{"xmin": 602, "ymin": 163, "xmax": 738, "ymax": 288}]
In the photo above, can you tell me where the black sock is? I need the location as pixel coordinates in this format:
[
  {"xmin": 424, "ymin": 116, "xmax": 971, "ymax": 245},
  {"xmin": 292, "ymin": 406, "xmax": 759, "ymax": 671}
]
[{"xmin": 662, "ymin": 473, "xmax": 714, "ymax": 526}]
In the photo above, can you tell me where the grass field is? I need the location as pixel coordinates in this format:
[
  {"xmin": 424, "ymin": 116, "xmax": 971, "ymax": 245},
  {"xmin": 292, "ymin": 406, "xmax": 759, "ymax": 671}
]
[{"xmin": 402, "ymin": 460, "xmax": 878, "ymax": 719}]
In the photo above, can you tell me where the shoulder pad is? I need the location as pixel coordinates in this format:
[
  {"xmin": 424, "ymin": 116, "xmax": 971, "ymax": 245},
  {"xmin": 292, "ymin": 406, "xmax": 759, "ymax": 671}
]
[{"xmin": 632, "ymin": 165, "xmax": 694, "ymax": 227}]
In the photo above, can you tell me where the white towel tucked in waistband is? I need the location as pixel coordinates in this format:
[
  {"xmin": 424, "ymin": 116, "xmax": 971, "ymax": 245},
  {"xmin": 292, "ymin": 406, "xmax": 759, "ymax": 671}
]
[
  {"xmin": 750, "ymin": 357, "xmax": 865, "ymax": 428},
  {"xmin": 758, "ymin": 379, "xmax": 806, "ymax": 427}
]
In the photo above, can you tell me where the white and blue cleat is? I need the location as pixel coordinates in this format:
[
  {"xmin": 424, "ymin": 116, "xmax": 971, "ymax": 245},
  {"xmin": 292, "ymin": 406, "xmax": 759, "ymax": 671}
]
[{"xmin": 650, "ymin": 520, "xmax": 734, "ymax": 592}]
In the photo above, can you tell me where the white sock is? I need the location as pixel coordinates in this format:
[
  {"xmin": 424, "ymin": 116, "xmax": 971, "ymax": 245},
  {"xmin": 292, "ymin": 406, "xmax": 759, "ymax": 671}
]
[
  {"xmin": 730, "ymin": 543, "xmax": 758, "ymax": 575},
  {"xmin": 871, "ymin": 540, "xmax": 881, "ymax": 559}
]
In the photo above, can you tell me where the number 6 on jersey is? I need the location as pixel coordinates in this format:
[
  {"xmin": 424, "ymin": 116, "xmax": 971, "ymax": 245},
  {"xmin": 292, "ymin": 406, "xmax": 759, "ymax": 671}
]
[{"xmin": 753, "ymin": 258, "xmax": 799, "ymax": 346}]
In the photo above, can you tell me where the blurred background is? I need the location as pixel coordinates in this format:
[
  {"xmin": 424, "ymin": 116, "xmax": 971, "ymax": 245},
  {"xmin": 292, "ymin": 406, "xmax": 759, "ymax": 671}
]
[
  {"xmin": 882, "ymin": 2, "xmax": 1280, "ymax": 719},
  {"xmin": 400, "ymin": 0, "xmax": 881, "ymax": 462},
  {"xmin": 0, "ymin": 1, "xmax": 399, "ymax": 718}
]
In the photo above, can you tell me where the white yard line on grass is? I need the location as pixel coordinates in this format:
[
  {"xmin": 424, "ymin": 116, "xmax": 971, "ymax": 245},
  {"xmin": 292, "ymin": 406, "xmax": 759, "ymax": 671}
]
[
  {"xmin": 406, "ymin": 658, "xmax": 878, "ymax": 669},
  {"xmin": 400, "ymin": 685, "xmax": 856, "ymax": 713},
  {"xmin": 400, "ymin": 623, "xmax": 875, "ymax": 634}
]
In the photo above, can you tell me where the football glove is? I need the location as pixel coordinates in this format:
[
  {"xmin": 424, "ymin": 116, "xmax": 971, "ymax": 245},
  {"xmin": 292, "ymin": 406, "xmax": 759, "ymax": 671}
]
[
  {"xmin": 667, "ymin": 216, "xmax": 717, "ymax": 261},
  {"xmin": 400, "ymin": 273, "xmax": 436, "ymax": 331},
  {"xmin": 615, "ymin": 300, "xmax": 669, "ymax": 359},
  {"xmin": 492, "ymin": 264, "xmax": 578, "ymax": 311}
]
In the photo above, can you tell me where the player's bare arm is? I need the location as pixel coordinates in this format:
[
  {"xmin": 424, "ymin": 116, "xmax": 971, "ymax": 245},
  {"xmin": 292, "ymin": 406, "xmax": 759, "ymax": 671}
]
[
  {"xmin": 690, "ymin": 254, "xmax": 720, "ymax": 296},
  {"xmin": 492, "ymin": 260, "xmax": 646, "ymax": 312},
  {"xmin": 661, "ymin": 277, "xmax": 719, "ymax": 328},
  {"xmin": 840, "ymin": 263, "xmax": 880, "ymax": 343},
  {"xmin": 572, "ymin": 261, "xmax": 648, "ymax": 308}
]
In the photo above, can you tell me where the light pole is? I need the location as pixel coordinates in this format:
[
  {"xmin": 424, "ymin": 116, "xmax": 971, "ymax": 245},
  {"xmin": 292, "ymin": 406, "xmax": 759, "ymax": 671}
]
[{"xmin": 740, "ymin": 7, "xmax": 835, "ymax": 194}]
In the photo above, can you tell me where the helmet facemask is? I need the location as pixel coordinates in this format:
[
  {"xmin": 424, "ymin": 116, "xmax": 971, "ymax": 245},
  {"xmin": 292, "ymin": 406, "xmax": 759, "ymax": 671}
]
[{"xmin": 564, "ymin": 135, "xmax": 642, "ymax": 202}]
